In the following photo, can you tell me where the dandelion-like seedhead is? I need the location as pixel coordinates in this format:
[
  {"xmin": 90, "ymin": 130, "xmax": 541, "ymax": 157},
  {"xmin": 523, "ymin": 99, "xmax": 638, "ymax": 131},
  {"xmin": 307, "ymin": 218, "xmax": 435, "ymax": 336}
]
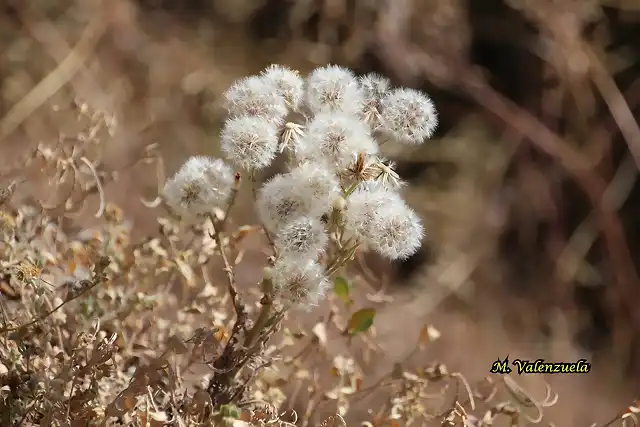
[
  {"xmin": 220, "ymin": 116, "xmax": 280, "ymax": 171},
  {"xmin": 343, "ymin": 183, "xmax": 423, "ymax": 260},
  {"xmin": 274, "ymin": 216, "xmax": 329, "ymax": 259},
  {"xmin": 380, "ymin": 88, "xmax": 438, "ymax": 144},
  {"xmin": 271, "ymin": 257, "xmax": 329, "ymax": 308},
  {"xmin": 256, "ymin": 162, "xmax": 339, "ymax": 232},
  {"xmin": 305, "ymin": 65, "xmax": 364, "ymax": 115},
  {"xmin": 343, "ymin": 182, "xmax": 401, "ymax": 231},
  {"xmin": 296, "ymin": 113, "xmax": 379, "ymax": 169},
  {"xmin": 365, "ymin": 203, "xmax": 424, "ymax": 260},
  {"xmin": 223, "ymin": 75, "xmax": 289, "ymax": 123},
  {"xmin": 260, "ymin": 64, "xmax": 305, "ymax": 112},
  {"xmin": 288, "ymin": 161, "xmax": 341, "ymax": 210},
  {"xmin": 163, "ymin": 156, "xmax": 234, "ymax": 219},
  {"xmin": 256, "ymin": 174, "xmax": 308, "ymax": 232},
  {"xmin": 359, "ymin": 73, "xmax": 391, "ymax": 129}
]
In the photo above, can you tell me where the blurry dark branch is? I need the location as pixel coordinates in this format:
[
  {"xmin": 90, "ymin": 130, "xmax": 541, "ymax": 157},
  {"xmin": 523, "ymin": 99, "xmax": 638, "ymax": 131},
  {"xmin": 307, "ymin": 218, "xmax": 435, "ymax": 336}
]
[
  {"xmin": 459, "ymin": 70, "xmax": 640, "ymax": 361},
  {"xmin": 586, "ymin": 45, "xmax": 640, "ymax": 169}
]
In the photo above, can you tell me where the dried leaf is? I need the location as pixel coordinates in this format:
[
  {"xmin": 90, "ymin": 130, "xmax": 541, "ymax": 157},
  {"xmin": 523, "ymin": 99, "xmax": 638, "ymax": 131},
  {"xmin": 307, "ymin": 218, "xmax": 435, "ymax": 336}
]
[
  {"xmin": 419, "ymin": 324, "xmax": 441, "ymax": 345},
  {"xmin": 346, "ymin": 308, "xmax": 376, "ymax": 335},
  {"xmin": 166, "ymin": 335, "xmax": 189, "ymax": 355},
  {"xmin": 175, "ymin": 257, "xmax": 195, "ymax": 286},
  {"xmin": 312, "ymin": 322, "xmax": 328, "ymax": 346}
]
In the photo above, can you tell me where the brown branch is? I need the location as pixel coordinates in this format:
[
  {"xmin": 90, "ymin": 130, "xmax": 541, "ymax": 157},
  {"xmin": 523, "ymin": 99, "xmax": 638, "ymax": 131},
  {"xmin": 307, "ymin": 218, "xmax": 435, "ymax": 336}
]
[{"xmin": 459, "ymin": 70, "xmax": 640, "ymax": 358}]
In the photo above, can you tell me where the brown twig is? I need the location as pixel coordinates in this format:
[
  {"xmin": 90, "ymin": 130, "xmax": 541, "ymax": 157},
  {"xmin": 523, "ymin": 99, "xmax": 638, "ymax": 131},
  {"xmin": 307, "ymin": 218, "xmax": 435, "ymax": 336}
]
[{"xmin": 207, "ymin": 212, "xmax": 241, "ymax": 316}]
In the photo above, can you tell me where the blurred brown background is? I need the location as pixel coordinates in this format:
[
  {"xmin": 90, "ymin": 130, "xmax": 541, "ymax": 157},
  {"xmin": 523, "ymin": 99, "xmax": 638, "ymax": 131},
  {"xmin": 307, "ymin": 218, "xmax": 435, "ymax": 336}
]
[{"xmin": 1, "ymin": 0, "xmax": 639, "ymax": 425}]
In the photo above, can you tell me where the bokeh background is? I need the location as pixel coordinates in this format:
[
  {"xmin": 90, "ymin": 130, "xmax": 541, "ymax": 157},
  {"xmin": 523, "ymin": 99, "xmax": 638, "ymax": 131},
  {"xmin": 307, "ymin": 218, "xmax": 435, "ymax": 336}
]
[{"xmin": 1, "ymin": 0, "xmax": 639, "ymax": 425}]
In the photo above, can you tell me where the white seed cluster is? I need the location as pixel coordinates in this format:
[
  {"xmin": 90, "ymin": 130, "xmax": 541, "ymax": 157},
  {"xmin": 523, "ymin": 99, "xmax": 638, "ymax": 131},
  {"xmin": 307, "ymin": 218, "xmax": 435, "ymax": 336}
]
[
  {"xmin": 162, "ymin": 156, "xmax": 234, "ymax": 220},
  {"xmin": 163, "ymin": 64, "xmax": 438, "ymax": 308}
]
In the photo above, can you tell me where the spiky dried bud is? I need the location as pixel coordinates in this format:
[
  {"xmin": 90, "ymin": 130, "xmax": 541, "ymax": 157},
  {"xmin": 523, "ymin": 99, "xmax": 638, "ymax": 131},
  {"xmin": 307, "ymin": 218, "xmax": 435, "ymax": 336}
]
[
  {"xmin": 305, "ymin": 65, "xmax": 364, "ymax": 115},
  {"xmin": 220, "ymin": 116, "xmax": 280, "ymax": 171},
  {"xmin": 223, "ymin": 76, "xmax": 289, "ymax": 123},
  {"xmin": 274, "ymin": 216, "xmax": 328, "ymax": 259},
  {"xmin": 380, "ymin": 88, "xmax": 438, "ymax": 144},
  {"xmin": 296, "ymin": 113, "xmax": 378, "ymax": 169},
  {"xmin": 344, "ymin": 182, "xmax": 423, "ymax": 260},
  {"xmin": 163, "ymin": 156, "xmax": 234, "ymax": 219},
  {"xmin": 256, "ymin": 162, "xmax": 340, "ymax": 232},
  {"xmin": 343, "ymin": 154, "xmax": 404, "ymax": 190},
  {"xmin": 272, "ymin": 257, "xmax": 329, "ymax": 308},
  {"xmin": 260, "ymin": 64, "xmax": 305, "ymax": 112},
  {"xmin": 359, "ymin": 73, "xmax": 391, "ymax": 129}
]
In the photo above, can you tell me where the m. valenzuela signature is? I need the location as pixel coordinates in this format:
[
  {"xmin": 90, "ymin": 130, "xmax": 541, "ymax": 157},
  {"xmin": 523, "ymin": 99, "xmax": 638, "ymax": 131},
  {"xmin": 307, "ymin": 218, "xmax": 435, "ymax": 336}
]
[{"xmin": 490, "ymin": 356, "xmax": 591, "ymax": 375}]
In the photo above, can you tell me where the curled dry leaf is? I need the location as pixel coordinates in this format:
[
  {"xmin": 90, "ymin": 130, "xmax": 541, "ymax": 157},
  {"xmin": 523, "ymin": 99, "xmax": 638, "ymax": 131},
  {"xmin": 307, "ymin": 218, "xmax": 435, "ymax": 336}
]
[{"xmin": 312, "ymin": 322, "xmax": 328, "ymax": 346}]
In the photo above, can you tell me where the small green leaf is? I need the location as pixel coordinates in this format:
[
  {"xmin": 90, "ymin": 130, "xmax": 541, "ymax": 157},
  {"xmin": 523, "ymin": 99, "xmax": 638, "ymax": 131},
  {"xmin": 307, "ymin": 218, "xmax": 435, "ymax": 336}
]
[
  {"xmin": 346, "ymin": 308, "xmax": 376, "ymax": 335},
  {"xmin": 333, "ymin": 276, "xmax": 350, "ymax": 303},
  {"xmin": 219, "ymin": 404, "xmax": 240, "ymax": 419}
]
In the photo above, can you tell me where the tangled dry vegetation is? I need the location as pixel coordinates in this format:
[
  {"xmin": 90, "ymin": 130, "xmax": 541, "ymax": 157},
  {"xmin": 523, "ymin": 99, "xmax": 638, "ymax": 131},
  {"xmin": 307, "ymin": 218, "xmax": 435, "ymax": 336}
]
[
  {"xmin": 1, "ymin": 0, "xmax": 640, "ymax": 426},
  {"xmin": 0, "ymin": 62, "xmax": 638, "ymax": 427}
]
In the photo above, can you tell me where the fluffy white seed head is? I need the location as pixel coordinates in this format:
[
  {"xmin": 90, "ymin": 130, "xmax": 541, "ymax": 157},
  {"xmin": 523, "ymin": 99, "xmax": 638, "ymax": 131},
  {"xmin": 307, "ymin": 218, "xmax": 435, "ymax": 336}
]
[
  {"xmin": 305, "ymin": 65, "xmax": 364, "ymax": 115},
  {"xmin": 256, "ymin": 174, "xmax": 306, "ymax": 232},
  {"xmin": 163, "ymin": 156, "xmax": 234, "ymax": 219},
  {"xmin": 288, "ymin": 161, "xmax": 341, "ymax": 211},
  {"xmin": 343, "ymin": 181, "xmax": 423, "ymax": 259},
  {"xmin": 359, "ymin": 73, "xmax": 391, "ymax": 129},
  {"xmin": 296, "ymin": 113, "xmax": 379, "ymax": 169},
  {"xmin": 272, "ymin": 257, "xmax": 329, "ymax": 308},
  {"xmin": 223, "ymin": 76, "xmax": 289, "ymax": 123},
  {"xmin": 260, "ymin": 64, "xmax": 305, "ymax": 112},
  {"xmin": 220, "ymin": 116, "xmax": 280, "ymax": 171},
  {"xmin": 274, "ymin": 216, "xmax": 328, "ymax": 259},
  {"xmin": 364, "ymin": 202, "xmax": 423, "ymax": 260},
  {"xmin": 343, "ymin": 181, "xmax": 400, "ymax": 234},
  {"xmin": 380, "ymin": 88, "xmax": 438, "ymax": 144},
  {"xmin": 256, "ymin": 162, "xmax": 340, "ymax": 232}
]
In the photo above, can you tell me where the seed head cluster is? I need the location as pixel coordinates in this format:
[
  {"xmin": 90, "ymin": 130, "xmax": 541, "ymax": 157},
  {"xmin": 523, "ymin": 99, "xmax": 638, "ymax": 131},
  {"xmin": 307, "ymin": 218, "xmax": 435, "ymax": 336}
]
[
  {"xmin": 164, "ymin": 64, "xmax": 438, "ymax": 308},
  {"xmin": 163, "ymin": 156, "xmax": 235, "ymax": 220}
]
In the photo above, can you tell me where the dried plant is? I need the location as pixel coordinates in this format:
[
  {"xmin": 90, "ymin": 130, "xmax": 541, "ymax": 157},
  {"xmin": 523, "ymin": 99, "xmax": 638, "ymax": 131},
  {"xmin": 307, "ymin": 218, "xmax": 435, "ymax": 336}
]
[{"xmin": 0, "ymin": 63, "xmax": 630, "ymax": 427}]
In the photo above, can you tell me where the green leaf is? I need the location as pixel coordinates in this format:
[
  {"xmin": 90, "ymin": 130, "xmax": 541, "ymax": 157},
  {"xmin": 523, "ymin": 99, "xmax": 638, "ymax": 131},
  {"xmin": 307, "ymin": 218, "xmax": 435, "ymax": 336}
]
[
  {"xmin": 218, "ymin": 404, "xmax": 240, "ymax": 419},
  {"xmin": 346, "ymin": 308, "xmax": 376, "ymax": 335},
  {"xmin": 333, "ymin": 276, "xmax": 350, "ymax": 303}
]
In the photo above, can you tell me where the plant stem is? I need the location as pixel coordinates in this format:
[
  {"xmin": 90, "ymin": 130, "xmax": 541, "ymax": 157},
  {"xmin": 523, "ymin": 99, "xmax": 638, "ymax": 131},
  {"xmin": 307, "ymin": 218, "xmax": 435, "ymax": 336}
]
[{"xmin": 244, "ymin": 278, "xmax": 274, "ymax": 348}]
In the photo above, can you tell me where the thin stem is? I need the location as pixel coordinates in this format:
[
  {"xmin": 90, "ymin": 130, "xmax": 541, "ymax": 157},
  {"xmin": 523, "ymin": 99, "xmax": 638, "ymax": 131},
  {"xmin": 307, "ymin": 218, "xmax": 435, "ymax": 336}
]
[
  {"xmin": 249, "ymin": 172, "xmax": 277, "ymax": 256},
  {"xmin": 0, "ymin": 279, "xmax": 101, "ymax": 335},
  {"xmin": 220, "ymin": 172, "xmax": 241, "ymax": 230},
  {"xmin": 243, "ymin": 278, "xmax": 274, "ymax": 348},
  {"xmin": 207, "ymin": 212, "xmax": 241, "ymax": 315}
]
